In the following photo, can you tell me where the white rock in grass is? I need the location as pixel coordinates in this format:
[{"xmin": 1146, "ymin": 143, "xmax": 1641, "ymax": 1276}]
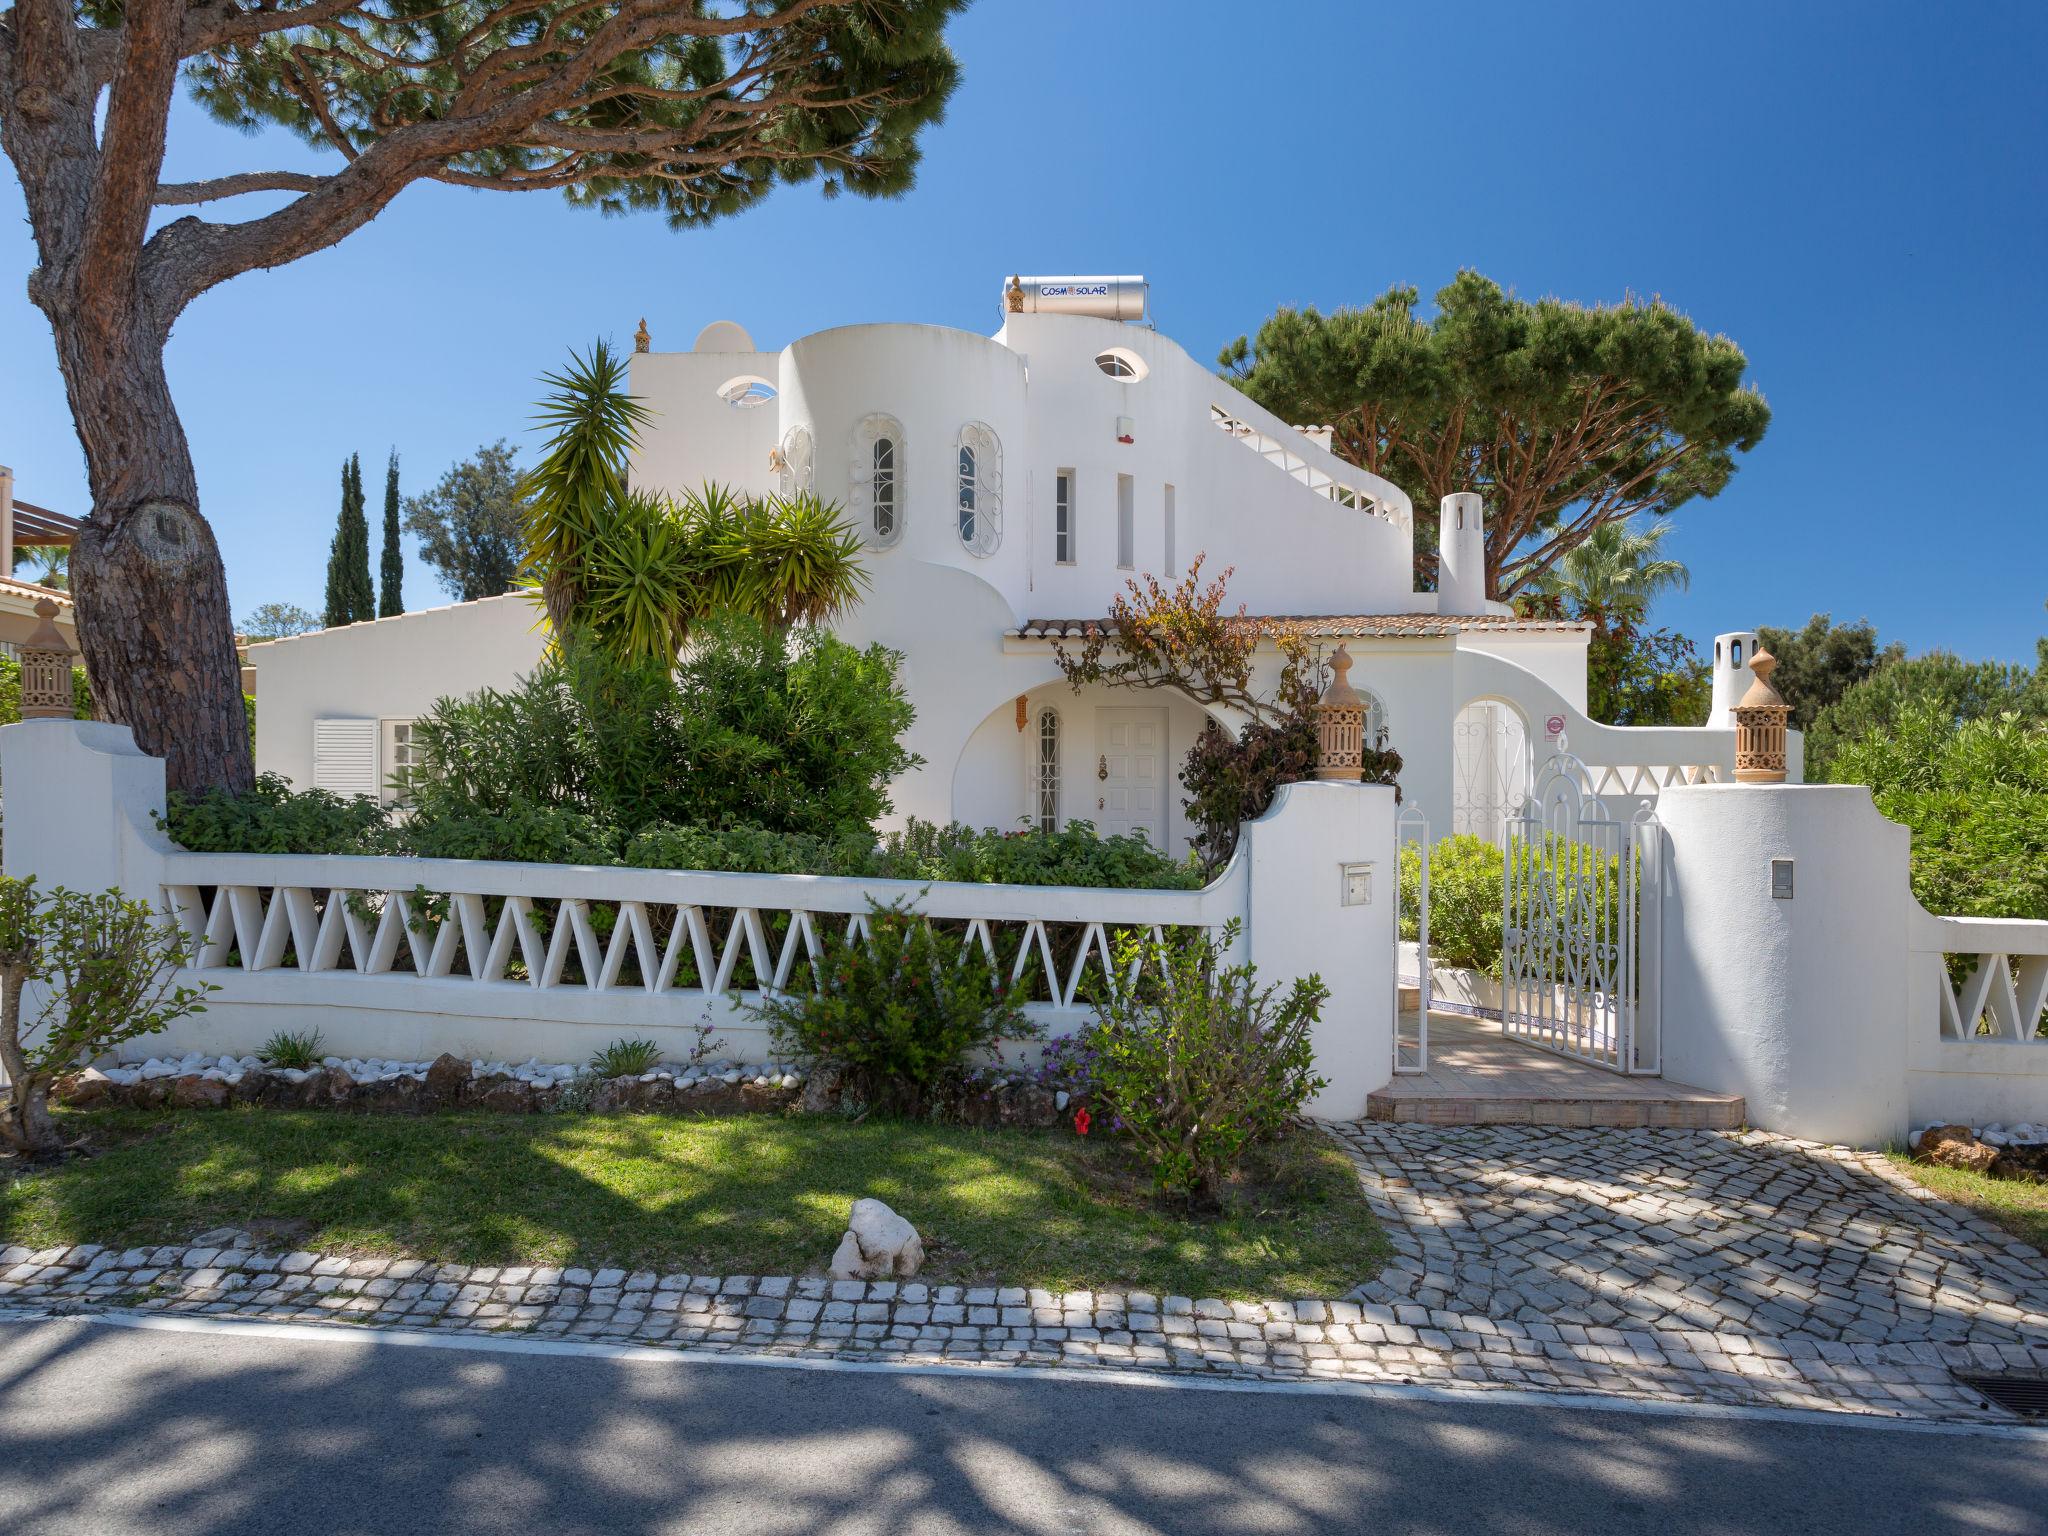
[
  {"xmin": 779, "ymin": 1074, "xmax": 800, "ymax": 1090},
  {"xmin": 1055, "ymin": 1091, "xmax": 1070, "ymax": 1112},
  {"xmin": 828, "ymin": 1199, "xmax": 924, "ymax": 1281}
]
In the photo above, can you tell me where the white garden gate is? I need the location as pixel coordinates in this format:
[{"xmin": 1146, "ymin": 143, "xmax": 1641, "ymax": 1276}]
[
  {"xmin": 1503, "ymin": 752, "xmax": 1663, "ymax": 1074},
  {"xmin": 1395, "ymin": 802, "xmax": 1431, "ymax": 1073}
]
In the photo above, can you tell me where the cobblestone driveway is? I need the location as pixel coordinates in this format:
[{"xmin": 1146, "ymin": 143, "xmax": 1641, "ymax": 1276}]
[
  {"xmin": 1336, "ymin": 1124, "xmax": 2048, "ymax": 1346},
  {"xmin": 4, "ymin": 1125, "xmax": 2044, "ymax": 1424}
]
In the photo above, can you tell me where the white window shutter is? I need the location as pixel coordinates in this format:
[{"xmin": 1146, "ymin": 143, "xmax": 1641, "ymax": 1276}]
[{"xmin": 312, "ymin": 718, "xmax": 378, "ymax": 800}]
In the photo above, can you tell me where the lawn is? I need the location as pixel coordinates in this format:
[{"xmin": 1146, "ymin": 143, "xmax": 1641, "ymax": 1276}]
[
  {"xmin": 1, "ymin": 1108, "xmax": 1389, "ymax": 1300},
  {"xmin": 1887, "ymin": 1153, "xmax": 2048, "ymax": 1254}
]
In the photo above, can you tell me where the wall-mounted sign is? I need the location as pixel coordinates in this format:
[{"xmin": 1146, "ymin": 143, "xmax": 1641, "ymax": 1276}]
[
  {"xmin": 1771, "ymin": 858, "xmax": 1795, "ymax": 900},
  {"xmin": 1544, "ymin": 714, "xmax": 1566, "ymax": 741}
]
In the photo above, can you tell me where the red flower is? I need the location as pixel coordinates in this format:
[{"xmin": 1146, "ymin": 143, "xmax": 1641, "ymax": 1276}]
[{"xmin": 1073, "ymin": 1107, "xmax": 1092, "ymax": 1136}]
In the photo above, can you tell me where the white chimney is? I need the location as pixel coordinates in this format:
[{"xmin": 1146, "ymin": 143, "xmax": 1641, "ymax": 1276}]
[
  {"xmin": 1436, "ymin": 492, "xmax": 1487, "ymax": 616},
  {"xmin": 1708, "ymin": 630, "xmax": 1762, "ymax": 727}
]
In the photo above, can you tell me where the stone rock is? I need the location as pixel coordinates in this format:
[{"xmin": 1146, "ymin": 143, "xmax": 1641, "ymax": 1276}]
[
  {"xmin": 131, "ymin": 1076, "xmax": 170, "ymax": 1109},
  {"xmin": 828, "ymin": 1198, "xmax": 924, "ymax": 1280},
  {"xmin": 1916, "ymin": 1123, "xmax": 1999, "ymax": 1174},
  {"xmin": 230, "ymin": 1066, "xmax": 274, "ymax": 1105},
  {"xmin": 424, "ymin": 1052, "xmax": 471, "ymax": 1107},
  {"xmin": 170, "ymin": 1074, "xmax": 231, "ymax": 1110},
  {"xmin": 54, "ymin": 1067, "xmax": 112, "ymax": 1107},
  {"xmin": 356, "ymin": 1075, "xmax": 423, "ymax": 1114},
  {"xmin": 1993, "ymin": 1142, "xmax": 2048, "ymax": 1181},
  {"xmin": 797, "ymin": 1061, "xmax": 844, "ymax": 1114},
  {"xmin": 478, "ymin": 1079, "xmax": 536, "ymax": 1114}
]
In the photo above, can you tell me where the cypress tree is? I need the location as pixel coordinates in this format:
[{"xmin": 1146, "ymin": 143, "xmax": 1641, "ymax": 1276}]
[
  {"xmin": 378, "ymin": 449, "xmax": 404, "ymax": 617},
  {"xmin": 324, "ymin": 454, "xmax": 374, "ymax": 627}
]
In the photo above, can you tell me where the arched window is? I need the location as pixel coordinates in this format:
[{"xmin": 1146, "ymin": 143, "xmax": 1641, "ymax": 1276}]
[
  {"xmin": 777, "ymin": 425, "xmax": 813, "ymax": 498},
  {"xmin": 956, "ymin": 421, "xmax": 1002, "ymax": 555},
  {"xmin": 1362, "ymin": 691, "xmax": 1391, "ymax": 751},
  {"xmin": 1094, "ymin": 348, "xmax": 1147, "ymax": 380},
  {"xmin": 851, "ymin": 414, "xmax": 905, "ymax": 546},
  {"xmin": 1036, "ymin": 708, "xmax": 1060, "ymax": 833}
]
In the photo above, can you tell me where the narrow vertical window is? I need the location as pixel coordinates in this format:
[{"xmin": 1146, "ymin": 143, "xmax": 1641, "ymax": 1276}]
[
  {"xmin": 1036, "ymin": 708, "xmax": 1060, "ymax": 833},
  {"xmin": 956, "ymin": 422, "xmax": 1002, "ymax": 555},
  {"xmin": 1163, "ymin": 483, "xmax": 1176, "ymax": 575},
  {"xmin": 872, "ymin": 437, "xmax": 896, "ymax": 541},
  {"xmin": 852, "ymin": 414, "xmax": 905, "ymax": 547},
  {"xmin": 1054, "ymin": 470, "xmax": 1075, "ymax": 564},
  {"xmin": 958, "ymin": 445, "xmax": 977, "ymax": 545},
  {"xmin": 1116, "ymin": 474, "xmax": 1134, "ymax": 569}
]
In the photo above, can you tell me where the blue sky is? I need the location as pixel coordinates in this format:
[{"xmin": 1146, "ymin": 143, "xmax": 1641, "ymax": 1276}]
[{"xmin": 3, "ymin": 0, "xmax": 2044, "ymax": 661}]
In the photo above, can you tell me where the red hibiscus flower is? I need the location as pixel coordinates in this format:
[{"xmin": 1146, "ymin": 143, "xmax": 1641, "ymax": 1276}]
[{"xmin": 1073, "ymin": 1107, "xmax": 1092, "ymax": 1136}]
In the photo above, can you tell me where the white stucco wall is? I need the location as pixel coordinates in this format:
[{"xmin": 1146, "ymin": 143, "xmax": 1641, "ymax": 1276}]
[
  {"xmin": 249, "ymin": 595, "xmax": 548, "ymax": 790},
  {"xmin": 1657, "ymin": 784, "xmax": 2047, "ymax": 1145},
  {"xmin": 1245, "ymin": 781, "xmax": 1398, "ymax": 1119}
]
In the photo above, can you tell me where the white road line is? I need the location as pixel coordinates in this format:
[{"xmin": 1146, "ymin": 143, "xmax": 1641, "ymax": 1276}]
[{"xmin": 5, "ymin": 1305, "xmax": 2044, "ymax": 1443}]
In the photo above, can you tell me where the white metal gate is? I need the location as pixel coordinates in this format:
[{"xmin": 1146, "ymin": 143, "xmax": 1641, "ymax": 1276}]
[
  {"xmin": 1395, "ymin": 802, "xmax": 1431, "ymax": 1073},
  {"xmin": 1503, "ymin": 753, "xmax": 1663, "ymax": 1074}
]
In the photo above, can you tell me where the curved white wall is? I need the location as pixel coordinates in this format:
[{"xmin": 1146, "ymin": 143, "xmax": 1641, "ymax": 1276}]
[{"xmin": 1657, "ymin": 785, "xmax": 1911, "ymax": 1144}]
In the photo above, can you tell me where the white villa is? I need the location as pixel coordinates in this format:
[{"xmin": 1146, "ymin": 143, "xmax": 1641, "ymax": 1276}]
[{"xmin": 250, "ymin": 275, "xmax": 1792, "ymax": 848}]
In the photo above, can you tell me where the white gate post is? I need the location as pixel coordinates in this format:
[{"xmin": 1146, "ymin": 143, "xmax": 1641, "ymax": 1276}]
[
  {"xmin": 1241, "ymin": 780, "xmax": 1399, "ymax": 1119},
  {"xmin": 0, "ymin": 719, "xmax": 173, "ymax": 896}
]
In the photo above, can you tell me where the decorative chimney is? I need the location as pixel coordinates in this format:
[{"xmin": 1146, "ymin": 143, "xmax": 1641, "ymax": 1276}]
[
  {"xmin": 633, "ymin": 317, "xmax": 651, "ymax": 354},
  {"xmin": 1733, "ymin": 649, "xmax": 1790, "ymax": 784},
  {"xmin": 18, "ymin": 597, "xmax": 74, "ymax": 719},
  {"xmin": 1314, "ymin": 645, "xmax": 1366, "ymax": 781},
  {"xmin": 1436, "ymin": 492, "xmax": 1487, "ymax": 616},
  {"xmin": 1708, "ymin": 629, "xmax": 1761, "ymax": 727}
]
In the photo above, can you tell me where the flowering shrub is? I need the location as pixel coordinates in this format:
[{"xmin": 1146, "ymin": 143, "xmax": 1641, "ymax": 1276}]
[
  {"xmin": 754, "ymin": 899, "xmax": 1038, "ymax": 1111},
  {"xmin": 1078, "ymin": 920, "xmax": 1327, "ymax": 1203}
]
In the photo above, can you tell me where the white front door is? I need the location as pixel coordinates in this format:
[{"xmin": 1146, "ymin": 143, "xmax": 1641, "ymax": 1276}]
[{"xmin": 1094, "ymin": 707, "xmax": 1167, "ymax": 847}]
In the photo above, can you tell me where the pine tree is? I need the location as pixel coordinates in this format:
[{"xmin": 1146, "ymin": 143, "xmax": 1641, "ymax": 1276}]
[
  {"xmin": 324, "ymin": 454, "xmax": 374, "ymax": 627},
  {"xmin": 379, "ymin": 449, "xmax": 405, "ymax": 617}
]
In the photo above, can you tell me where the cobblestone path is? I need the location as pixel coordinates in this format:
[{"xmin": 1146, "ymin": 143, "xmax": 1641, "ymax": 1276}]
[{"xmin": 4, "ymin": 1125, "xmax": 2043, "ymax": 1424}]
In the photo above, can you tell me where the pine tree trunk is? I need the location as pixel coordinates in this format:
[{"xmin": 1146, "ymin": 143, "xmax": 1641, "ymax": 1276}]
[{"xmin": 44, "ymin": 304, "xmax": 253, "ymax": 796}]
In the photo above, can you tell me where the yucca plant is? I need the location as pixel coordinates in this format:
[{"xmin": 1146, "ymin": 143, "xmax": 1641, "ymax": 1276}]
[
  {"xmin": 520, "ymin": 346, "xmax": 868, "ymax": 664},
  {"xmin": 519, "ymin": 340, "xmax": 651, "ymax": 635}
]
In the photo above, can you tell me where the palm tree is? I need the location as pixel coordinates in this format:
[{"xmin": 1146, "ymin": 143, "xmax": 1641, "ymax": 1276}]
[
  {"xmin": 520, "ymin": 343, "xmax": 868, "ymax": 667},
  {"xmin": 1527, "ymin": 518, "xmax": 1689, "ymax": 630},
  {"xmin": 12, "ymin": 545, "xmax": 68, "ymax": 591}
]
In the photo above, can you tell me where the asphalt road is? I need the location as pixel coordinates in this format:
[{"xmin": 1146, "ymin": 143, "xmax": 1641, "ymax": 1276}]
[{"xmin": 0, "ymin": 1314, "xmax": 2043, "ymax": 1535}]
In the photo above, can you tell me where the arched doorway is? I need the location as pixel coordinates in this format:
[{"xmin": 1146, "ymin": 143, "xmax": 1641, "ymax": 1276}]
[{"xmin": 1452, "ymin": 698, "xmax": 1530, "ymax": 845}]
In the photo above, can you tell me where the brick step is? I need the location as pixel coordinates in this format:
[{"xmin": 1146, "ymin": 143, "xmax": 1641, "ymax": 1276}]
[{"xmin": 1365, "ymin": 1084, "xmax": 1746, "ymax": 1130}]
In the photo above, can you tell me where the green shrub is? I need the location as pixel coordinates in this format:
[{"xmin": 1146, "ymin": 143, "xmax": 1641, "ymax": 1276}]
[
  {"xmin": 1080, "ymin": 920, "xmax": 1327, "ymax": 1203},
  {"xmin": 402, "ymin": 617, "xmax": 918, "ymax": 844},
  {"xmin": 623, "ymin": 817, "xmax": 1203, "ymax": 890},
  {"xmin": 755, "ymin": 899, "xmax": 1037, "ymax": 1110},
  {"xmin": 871, "ymin": 819, "xmax": 1203, "ymax": 889},
  {"xmin": 1827, "ymin": 703, "xmax": 2048, "ymax": 923},
  {"xmin": 392, "ymin": 804, "xmax": 621, "ymax": 866},
  {"xmin": 1398, "ymin": 834, "xmax": 1506, "ymax": 976},
  {"xmin": 0, "ymin": 876, "xmax": 213, "ymax": 1155},
  {"xmin": 261, "ymin": 1027, "xmax": 325, "ymax": 1070},
  {"xmin": 162, "ymin": 773, "xmax": 391, "ymax": 855},
  {"xmin": 589, "ymin": 1038, "xmax": 662, "ymax": 1077},
  {"xmin": 624, "ymin": 821, "xmax": 875, "ymax": 876}
]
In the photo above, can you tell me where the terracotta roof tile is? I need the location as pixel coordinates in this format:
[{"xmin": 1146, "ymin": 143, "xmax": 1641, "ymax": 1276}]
[{"xmin": 1009, "ymin": 613, "xmax": 1589, "ymax": 640}]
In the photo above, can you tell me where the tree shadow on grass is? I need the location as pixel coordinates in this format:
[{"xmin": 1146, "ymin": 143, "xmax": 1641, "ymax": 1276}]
[
  {"xmin": 0, "ymin": 1314, "xmax": 2043, "ymax": 1536},
  {"xmin": 3, "ymin": 1110, "xmax": 1388, "ymax": 1296}
]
